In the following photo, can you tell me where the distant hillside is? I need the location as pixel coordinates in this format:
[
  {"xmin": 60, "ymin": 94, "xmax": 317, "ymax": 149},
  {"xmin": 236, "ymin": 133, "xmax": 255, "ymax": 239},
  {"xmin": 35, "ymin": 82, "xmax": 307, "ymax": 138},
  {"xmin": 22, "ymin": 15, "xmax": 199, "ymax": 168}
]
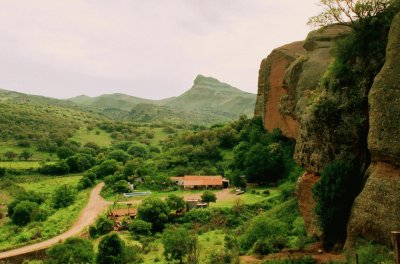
[
  {"xmin": 165, "ymin": 75, "xmax": 255, "ymax": 117},
  {"xmin": 0, "ymin": 89, "xmax": 108, "ymax": 145},
  {"xmin": 67, "ymin": 75, "xmax": 256, "ymax": 125}
]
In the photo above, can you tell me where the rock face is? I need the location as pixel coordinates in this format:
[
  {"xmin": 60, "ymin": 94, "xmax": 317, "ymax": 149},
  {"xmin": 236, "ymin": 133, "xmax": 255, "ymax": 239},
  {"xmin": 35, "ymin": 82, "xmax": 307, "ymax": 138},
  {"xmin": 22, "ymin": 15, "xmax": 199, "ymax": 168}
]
[
  {"xmin": 295, "ymin": 172, "xmax": 323, "ymax": 238},
  {"xmin": 254, "ymin": 25, "xmax": 351, "ymax": 141},
  {"xmin": 254, "ymin": 25, "xmax": 351, "ymax": 235},
  {"xmin": 346, "ymin": 12, "xmax": 400, "ymax": 246}
]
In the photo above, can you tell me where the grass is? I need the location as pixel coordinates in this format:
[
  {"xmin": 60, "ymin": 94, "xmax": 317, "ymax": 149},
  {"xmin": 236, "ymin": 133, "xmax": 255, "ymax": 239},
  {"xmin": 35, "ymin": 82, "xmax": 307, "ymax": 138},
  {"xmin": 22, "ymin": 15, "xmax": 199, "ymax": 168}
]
[
  {"xmin": 70, "ymin": 127, "xmax": 112, "ymax": 147},
  {"xmin": 16, "ymin": 174, "xmax": 82, "ymax": 195},
  {"xmin": 103, "ymin": 186, "xmax": 280, "ymax": 210},
  {"xmin": 127, "ymin": 229, "xmax": 225, "ymax": 264},
  {"xmin": 0, "ymin": 142, "xmax": 55, "ymax": 161},
  {"xmin": 0, "ymin": 161, "xmax": 55, "ymax": 170},
  {"xmin": 0, "ymin": 174, "xmax": 89, "ymax": 251}
]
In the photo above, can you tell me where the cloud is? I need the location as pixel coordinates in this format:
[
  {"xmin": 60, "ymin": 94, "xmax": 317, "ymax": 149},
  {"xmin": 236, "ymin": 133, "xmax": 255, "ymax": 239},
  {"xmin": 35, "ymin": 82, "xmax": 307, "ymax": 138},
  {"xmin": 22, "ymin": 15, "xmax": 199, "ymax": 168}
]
[{"xmin": 0, "ymin": 0, "xmax": 320, "ymax": 99}]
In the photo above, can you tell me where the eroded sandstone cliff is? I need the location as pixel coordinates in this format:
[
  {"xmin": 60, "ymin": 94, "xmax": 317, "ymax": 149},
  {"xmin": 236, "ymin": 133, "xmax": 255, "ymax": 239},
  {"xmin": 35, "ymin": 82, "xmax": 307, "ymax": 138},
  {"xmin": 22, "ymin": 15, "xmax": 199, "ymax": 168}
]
[{"xmin": 346, "ymin": 12, "xmax": 400, "ymax": 246}]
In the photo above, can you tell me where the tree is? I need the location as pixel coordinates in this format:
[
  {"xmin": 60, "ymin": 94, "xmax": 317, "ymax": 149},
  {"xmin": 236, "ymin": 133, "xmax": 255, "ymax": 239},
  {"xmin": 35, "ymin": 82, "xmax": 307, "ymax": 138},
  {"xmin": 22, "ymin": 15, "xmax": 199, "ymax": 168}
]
[
  {"xmin": 56, "ymin": 146, "xmax": 75, "ymax": 160},
  {"xmin": 162, "ymin": 227, "xmax": 199, "ymax": 264},
  {"xmin": 96, "ymin": 159, "xmax": 119, "ymax": 179},
  {"xmin": 107, "ymin": 150, "xmax": 130, "ymax": 164},
  {"xmin": 166, "ymin": 194, "xmax": 186, "ymax": 212},
  {"xmin": 4, "ymin": 151, "xmax": 17, "ymax": 161},
  {"xmin": 127, "ymin": 143, "xmax": 149, "ymax": 158},
  {"xmin": 97, "ymin": 233, "xmax": 125, "ymax": 264},
  {"xmin": 313, "ymin": 159, "xmax": 360, "ymax": 249},
  {"xmin": 128, "ymin": 219, "xmax": 152, "ymax": 238},
  {"xmin": 10, "ymin": 200, "xmax": 39, "ymax": 226},
  {"xmin": 20, "ymin": 150, "xmax": 32, "ymax": 161},
  {"xmin": 308, "ymin": 0, "xmax": 391, "ymax": 28},
  {"xmin": 66, "ymin": 153, "xmax": 96, "ymax": 173},
  {"xmin": 52, "ymin": 184, "xmax": 76, "ymax": 209},
  {"xmin": 137, "ymin": 197, "xmax": 170, "ymax": 232},
  {"xmin": 201, "ymin": 191, "xmax": 217, "ymax": 204},
  {"xmin": 46, "ymin": 237, "xmax": 95, "ymax": 264}
]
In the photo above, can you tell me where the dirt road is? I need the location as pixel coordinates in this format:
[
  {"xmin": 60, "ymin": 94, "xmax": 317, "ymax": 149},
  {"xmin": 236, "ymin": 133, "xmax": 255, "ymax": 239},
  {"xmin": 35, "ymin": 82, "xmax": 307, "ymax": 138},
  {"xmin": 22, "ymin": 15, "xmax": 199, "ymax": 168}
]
[{"xmin": 0, "ymin": 182, "xmax": 111, "ymax": 260}]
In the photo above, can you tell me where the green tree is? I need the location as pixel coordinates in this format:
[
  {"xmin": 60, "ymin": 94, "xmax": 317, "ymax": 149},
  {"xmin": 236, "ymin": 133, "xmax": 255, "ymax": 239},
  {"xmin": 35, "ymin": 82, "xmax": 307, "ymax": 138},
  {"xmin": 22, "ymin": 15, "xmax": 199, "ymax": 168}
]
[
  {"xmin": 128, "ymin": 219, "xmax": 152, "ymax": 238},
  {"xmin": 46, "ymin": 237, "xmax": 95, "ymax": 264},
  {"xmin": 20, "ymin": 150, "xmax": 32, "ymax": 161},
  {"xmin": 313, "ymin": 159, "xmax": 360, "ymax": 248},
  {"xmin": 4, "ymin": 151, "xmax": 17, "ymax": 161},
  {"xmin": 56, "ymin": 146, "xmax": 75, "ymax": 160},
  {"xmin": 201, "ymin": 191, "xmax": 217, "ymax": 204},
  {"xmin": 107, "ymin": 150, "xmax": 130, "ymax": 164},
  {"xmin": 166, "ymin": 194, "xmax": 186, "ymax": 212},
  {"xmin": 66, "ymin": 153, "xmax": 96, "ymax": 173},
  {"xmin": 52, "ymin": 184, "xmax": 76, "ymax": 209},
  {"xmin": 96, "ymin": 159, "xmax": 119, "ymax": 178},
  {"xmin": 127, "ymin": 143, "xmax": 149, "ymax": 158},
  {"xmin": 97, "ymin": 233, "xmax": 125, "ymax": 264},
  {"xmin": 10, "ymin": 200, "xmax": 39, "ymax": 226},
  {"xmin": 137, "ymin": 197, "xmax": 170, "ymax": 232},
  {"xmin": 162, "ymin": 227, "xmax": 199, "ymax": 264}
]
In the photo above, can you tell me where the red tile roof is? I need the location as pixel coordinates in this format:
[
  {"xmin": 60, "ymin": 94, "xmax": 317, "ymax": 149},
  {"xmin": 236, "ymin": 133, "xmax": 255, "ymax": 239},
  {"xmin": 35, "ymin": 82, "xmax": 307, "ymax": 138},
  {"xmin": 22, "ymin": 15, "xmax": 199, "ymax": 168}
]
[{"xmin": 179, "ymin": 175, "xmax": 223, "ymax": 186}]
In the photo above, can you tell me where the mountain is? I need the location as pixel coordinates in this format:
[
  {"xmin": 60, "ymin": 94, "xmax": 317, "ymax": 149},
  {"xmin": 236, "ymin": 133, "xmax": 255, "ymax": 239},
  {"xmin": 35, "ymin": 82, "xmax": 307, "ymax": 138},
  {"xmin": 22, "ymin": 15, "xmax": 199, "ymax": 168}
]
[
  {"xmin": 68, "ymin": 75, "xmax": 256, "ymax": 125},
  {"xmin": 164, "ymin": 75, "xmax": 255, "ymax": 116}
]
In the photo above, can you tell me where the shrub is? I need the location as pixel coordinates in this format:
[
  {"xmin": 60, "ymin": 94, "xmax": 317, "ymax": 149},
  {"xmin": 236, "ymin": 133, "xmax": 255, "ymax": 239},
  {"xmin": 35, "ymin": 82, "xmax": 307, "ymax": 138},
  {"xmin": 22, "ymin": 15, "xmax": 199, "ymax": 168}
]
[
  {"xmin": 137, "ymin": 197, "xmax": 170, "ymax": 232},
  {"xmin": 46, "ymin": 237, "xmax": 95, "ymax": 264},
  {"xmin": 40, "ymin": 160, "xmax": 70, "ymax": 175},
  {"xmin": 11, "ymin": 201, "xmax": 38, "ymax": 226},
  {"xmin": 313, "ymin": 159, "xmax": 360, "ymax": 248},
  {"xmin": 97, "ymin": 233, "xmax": 125, "ymax": 264},
  {"xmin": 239, "ymin": 214, "xmax": 289, "ymax": 254},
  {"xmin": 52, "ymin": 185, "xmax": 76, "ymax": 209},
  {"xmin": 181, "ymin": 208, "xmax": 212, "ymax": 224},
  {"xmin": 201, "ymin": 191, "xmax": 217, "ymax": 204},
  {"xmin": 129, "ymin": 219, "xmax": 152, "ymax": 238}
]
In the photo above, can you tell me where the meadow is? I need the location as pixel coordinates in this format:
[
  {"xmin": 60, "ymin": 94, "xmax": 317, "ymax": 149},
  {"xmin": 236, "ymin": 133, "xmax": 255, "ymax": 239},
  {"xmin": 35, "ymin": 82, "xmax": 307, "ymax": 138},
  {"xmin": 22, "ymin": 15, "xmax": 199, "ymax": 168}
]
[{"xmin": 0, "ymin": 174, "xmax": 89, "ymax": 251}]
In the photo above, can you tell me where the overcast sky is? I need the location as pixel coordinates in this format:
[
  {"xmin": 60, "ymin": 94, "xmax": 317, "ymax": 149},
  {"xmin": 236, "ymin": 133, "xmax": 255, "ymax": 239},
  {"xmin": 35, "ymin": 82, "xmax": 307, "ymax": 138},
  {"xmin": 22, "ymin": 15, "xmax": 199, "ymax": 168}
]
[{"xmin": 0, "ymin": 0, "xmax": 320, "ymax": 99}]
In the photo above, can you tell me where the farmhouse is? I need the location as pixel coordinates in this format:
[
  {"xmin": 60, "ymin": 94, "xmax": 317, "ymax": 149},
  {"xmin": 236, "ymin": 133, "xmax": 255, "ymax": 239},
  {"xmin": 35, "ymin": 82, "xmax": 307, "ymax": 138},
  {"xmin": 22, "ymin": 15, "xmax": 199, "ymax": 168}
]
[{"xmin": 170, "ymin": 175, "xmax": 229, "ymax": 190}]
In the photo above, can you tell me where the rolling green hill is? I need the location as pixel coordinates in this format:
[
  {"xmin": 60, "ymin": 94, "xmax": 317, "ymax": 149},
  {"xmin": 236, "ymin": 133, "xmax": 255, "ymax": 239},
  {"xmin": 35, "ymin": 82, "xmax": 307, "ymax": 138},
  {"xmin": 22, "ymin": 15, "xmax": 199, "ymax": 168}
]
[{"xmin": 67, "ymin": 75, "xmax": 256, "ymax": 125}]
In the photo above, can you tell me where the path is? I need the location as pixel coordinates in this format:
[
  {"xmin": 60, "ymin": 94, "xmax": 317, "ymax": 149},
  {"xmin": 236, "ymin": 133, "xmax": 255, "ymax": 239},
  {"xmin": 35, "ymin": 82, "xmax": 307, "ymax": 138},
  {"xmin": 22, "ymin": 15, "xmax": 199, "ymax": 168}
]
[{"xmin": 0, "ymin": 182, "xmax": 112, "ymax": 260}]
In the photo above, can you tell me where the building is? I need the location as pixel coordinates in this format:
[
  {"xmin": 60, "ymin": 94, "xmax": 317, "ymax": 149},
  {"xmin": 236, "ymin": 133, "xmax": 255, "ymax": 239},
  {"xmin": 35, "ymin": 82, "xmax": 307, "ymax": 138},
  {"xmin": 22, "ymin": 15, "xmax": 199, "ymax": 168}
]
[{"xmin": 170, "ymin": 175, "xmax": 229, "ymax": 190}]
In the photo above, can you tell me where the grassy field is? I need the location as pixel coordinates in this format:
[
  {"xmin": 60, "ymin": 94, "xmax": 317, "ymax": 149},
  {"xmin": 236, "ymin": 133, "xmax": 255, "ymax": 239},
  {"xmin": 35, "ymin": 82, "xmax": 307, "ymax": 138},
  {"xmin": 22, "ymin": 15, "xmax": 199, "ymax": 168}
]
[
  {"xmin": 0, "ymin": 174, "xmax": 88, "ymax": 251},
  {"xmin": 16, "ymin": 175, "xmax": 82, "ymax": 195},
  {"xmin": 0, "ymin": 143, "xmax": 55, "ymax": 161},
  {"xmin": 70, "ymin": 127, "xmax": 112, "ymax": 147},
  {"xmin": 0, "ymin": 161, "xmax": 56, "ymax": 170}
]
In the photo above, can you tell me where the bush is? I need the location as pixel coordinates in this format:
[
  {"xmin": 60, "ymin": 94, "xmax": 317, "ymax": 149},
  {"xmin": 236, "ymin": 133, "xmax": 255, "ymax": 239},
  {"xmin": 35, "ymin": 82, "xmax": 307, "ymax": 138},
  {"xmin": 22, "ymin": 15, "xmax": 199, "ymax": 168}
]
[
  {"xmin": 239, "ymin": 214, "xmax": 289, "ymax": 254},
  {"xmin": 97, "ymin": 233, "xmax": 125, "ymax": 264},
  {"xmin": 46, "ymin": 237, "xmax": 95, "ymax": 264},
  {"xmin": 201, "ymin": 191, "xmax": 217, "ymax": 204},
  {"xmin": 52, "ymin": 185, "xmax": 76, "ymax": 209},
  {"xmin": 137, "ymin": 197, "xmax": 170, "ymax": 232},
  {"xmin": 0, "ymin": 167, "xmax": 6, "ymax": 177},
  {"xmin": 90, "ymin": 216, "xmax": 114, "ymax": 238},
  {"xmin": 129, "ymin": 219, "xmax": 152, "ymax": 238},
  {"xmin": 40, "ymin": 160, "xmax": 70, "ymax": 175},
  {"xmin": 181, "ymin": 208, "xmax": 212, "ymax": 224},
  {"xmin": 10, "ymin": 200, "xmax": 39, "ymax": 226},
  {"xmin": 313, "ymin": 159, "xmax": 360, "ymax": 248}
]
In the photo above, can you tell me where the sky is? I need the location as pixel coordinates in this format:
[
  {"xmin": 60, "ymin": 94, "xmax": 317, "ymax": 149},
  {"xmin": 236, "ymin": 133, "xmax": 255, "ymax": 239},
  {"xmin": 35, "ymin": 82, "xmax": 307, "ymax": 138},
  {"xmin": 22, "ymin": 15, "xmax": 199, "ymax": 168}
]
[{"xmin": 0, "ymin": 0, "xmax": 321, "ymax": 100}]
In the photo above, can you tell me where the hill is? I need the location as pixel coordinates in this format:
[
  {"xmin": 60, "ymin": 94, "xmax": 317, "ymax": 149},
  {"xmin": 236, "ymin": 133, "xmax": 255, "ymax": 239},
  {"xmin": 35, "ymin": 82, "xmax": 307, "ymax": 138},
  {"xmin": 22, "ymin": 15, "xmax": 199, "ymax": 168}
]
[{"xmin": 67, "ymin": 75, "xmax": 256, "ymax": 125}]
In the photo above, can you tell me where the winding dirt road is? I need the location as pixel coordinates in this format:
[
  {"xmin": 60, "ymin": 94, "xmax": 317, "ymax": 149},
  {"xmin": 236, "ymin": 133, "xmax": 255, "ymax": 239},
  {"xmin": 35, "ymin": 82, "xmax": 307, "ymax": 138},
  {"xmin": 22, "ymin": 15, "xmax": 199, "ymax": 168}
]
[{"xmin": 0, "ymin": 182, "xmax": 112, "ymax": 260}]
